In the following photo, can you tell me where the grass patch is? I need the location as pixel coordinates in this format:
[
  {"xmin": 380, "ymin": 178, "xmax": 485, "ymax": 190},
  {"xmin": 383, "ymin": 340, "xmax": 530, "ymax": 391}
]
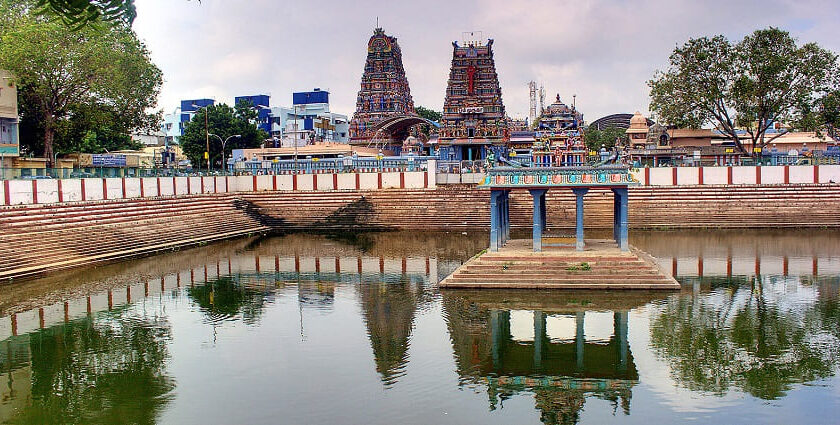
[{"xmin": 566, "ymin": 262, "xmax": 591, "ymax": 271}]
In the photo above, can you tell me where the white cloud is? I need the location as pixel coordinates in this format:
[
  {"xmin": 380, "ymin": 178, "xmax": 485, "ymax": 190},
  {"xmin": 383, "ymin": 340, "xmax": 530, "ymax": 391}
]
[{"xmin": 134, "ymin": 0, "xmax": 840, "ymax": 121}]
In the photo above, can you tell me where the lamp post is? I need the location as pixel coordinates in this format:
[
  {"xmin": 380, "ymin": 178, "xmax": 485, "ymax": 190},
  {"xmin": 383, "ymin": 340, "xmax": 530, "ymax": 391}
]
[
  {"xmin": 191, "ymin": 103, "xmax": 211, "ymax": 172},
  {"xmin": 209, "ymin": 133, "xmax": 241, "ymax": 175}
]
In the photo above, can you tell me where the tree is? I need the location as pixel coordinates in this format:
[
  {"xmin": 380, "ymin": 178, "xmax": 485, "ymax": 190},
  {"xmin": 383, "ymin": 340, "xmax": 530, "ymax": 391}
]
[
  {"xmin": 35, "ymin": 0, "xmax": 136, "ymax": 28},
  {"xmin": 584, "ymin": 126, "xmax": 626, "ymax": 151},
  {"xmin": 414, "ymin": 106, "xmax": 441, "ymax": 137},
  {"xmin": 0, "ymin": 10, "xmax": 162, "ymax": 164},
  {"xmin": 649, "ymin": 28, "xmax": 839, "ymax": 155},
  {"xmin": 179, "ymin": 103, "xmax": 268, "ymax": 169}
]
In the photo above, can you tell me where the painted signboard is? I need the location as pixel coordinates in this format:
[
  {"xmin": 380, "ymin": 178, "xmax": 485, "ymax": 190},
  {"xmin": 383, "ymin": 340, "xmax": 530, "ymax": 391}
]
[
  {"xmin": 482, "ymin": 167, "xmax": 639, "ymax": 188},
  {"xmin": 91, "ymin": 154, "xmax": 127, "ymax": 167}
]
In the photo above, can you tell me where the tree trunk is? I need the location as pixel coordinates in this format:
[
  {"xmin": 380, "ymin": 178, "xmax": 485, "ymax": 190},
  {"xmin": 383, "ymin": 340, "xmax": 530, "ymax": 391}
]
[{"xmin": 43, "ymin": 113, "xmax": 55, "ymax": 168}]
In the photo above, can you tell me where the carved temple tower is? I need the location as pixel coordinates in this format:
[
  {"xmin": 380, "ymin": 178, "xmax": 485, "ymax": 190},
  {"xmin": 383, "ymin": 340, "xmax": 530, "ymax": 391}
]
[
  {"xmin": 349, "ymin": 28, "xmax": 416, "ymax": 144},
  {"xmin": 439, "ymin": 35, "xmax": 507, "ymax": 161}
]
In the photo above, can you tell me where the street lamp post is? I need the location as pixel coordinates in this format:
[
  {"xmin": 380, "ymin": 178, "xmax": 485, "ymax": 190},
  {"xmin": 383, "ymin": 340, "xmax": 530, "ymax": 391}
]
[
  {"xmin": 191, "ymin": 103, "xmax": 212, "ymax": 173},
  {"xmin": 209, "ymin": 133, "xmax": 241, "ymax": 175}
]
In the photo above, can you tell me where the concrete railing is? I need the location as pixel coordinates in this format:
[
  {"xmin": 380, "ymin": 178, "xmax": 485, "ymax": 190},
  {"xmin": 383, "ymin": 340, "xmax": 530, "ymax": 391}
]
[
  {"xmin": 0, "ymin": 162, "xmax": 436, "ymax": 207},
  {"xmin": 631, "ymin": 164, "xmax": 840, "ymax": 186}
]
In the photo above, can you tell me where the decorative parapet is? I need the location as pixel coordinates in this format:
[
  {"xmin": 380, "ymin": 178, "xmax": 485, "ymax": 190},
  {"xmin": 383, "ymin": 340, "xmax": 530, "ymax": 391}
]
[{"xmin": 481, "ymin": 166, "xmax": 639, "ymax": 188}]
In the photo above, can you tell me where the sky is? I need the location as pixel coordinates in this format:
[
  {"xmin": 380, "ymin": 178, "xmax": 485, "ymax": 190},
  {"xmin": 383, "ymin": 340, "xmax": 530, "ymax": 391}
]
[{"xmin": 133, "ymin": 0, "xmax": 840, "ymax": 123}]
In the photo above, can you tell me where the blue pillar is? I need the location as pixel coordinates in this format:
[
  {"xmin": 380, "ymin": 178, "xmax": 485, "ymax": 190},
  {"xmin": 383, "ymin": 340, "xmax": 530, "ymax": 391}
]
[
  {"xmin": 613, "ymin": 187, "xmax": 629, "ymax": 251},
  {"xmin": 529, "ymin": 189, "xmax": 547, "ymax": 252},
  {"xmin": 572, "ymin": 188, "xmax": 589, "ymax": 251},
  {"xmin": 613, "ymin": 193, "xmax": 619, "ymax": 243},
  {"xmin": 540, "ymin": 192, "xmax": 547, "ymax": 233},
  {"xmin": 490, "ymin": 190, "xmax": 500, "ymax": 251},
  {"xmin": 503, "ymin": 191, "xmax": 510, "ymax": 243}
]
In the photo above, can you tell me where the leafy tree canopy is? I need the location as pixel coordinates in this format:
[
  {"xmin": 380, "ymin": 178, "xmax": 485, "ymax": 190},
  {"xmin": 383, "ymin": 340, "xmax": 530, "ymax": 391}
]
[
  {"xmin": 648, "ymin": 27, "xmax": 839, "ymax": 155},
  {"xmin": 179, "ymin": 102, "xmax": 268, "ymax": 170},
  {"xmin": 584, "ymin": 126, "xmax": 626, "ymax": 151},
  {"xmin": 34, "ymin": 0, "xmax": 136, "ymax": 28},
  {"xmin": 415, "ymin": 106, "xmax": 441, "ymax": 123},
  {"xmin": 0, "ymin": 4, "xmax": 162, "ymax": 162}
]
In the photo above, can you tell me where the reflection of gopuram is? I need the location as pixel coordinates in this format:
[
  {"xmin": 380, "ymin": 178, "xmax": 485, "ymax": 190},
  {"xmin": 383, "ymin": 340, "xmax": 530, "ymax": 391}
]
[
  {"xmin": 442, "ymin": 291, "xmax": 660, "ymax": 424},
  {"xmin": 358, "ymin": 281, "xmax": 419, "ymax": 386}
]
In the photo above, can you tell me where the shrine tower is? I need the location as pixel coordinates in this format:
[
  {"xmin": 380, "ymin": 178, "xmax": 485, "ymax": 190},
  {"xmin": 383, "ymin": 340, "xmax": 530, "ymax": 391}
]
[
  {"xmin": 439, "ymin": 32, "xmax": 507, "ymax": 161},
  {"xmin": 349, "ymin": 27, "xmax": 416, "ymax": 144}
]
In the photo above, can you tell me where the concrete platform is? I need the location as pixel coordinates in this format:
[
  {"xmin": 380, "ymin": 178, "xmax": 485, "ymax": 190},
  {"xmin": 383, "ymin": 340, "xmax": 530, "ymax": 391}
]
[{"xmin": 439, "ymin": 239, "xmax": 681, "ymax": 290}]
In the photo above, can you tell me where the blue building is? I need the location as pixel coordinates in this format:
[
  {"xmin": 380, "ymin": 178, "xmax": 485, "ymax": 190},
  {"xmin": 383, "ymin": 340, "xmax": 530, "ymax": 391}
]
[{"xmin": 235, "ymin": 94, "xmax": 272, "ymax": 135}]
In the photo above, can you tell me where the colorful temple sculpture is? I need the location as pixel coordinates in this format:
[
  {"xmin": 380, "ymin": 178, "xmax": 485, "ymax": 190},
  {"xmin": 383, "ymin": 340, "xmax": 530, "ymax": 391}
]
[
  {"xmin": 439, "ymin": 34, "xmax": 507, "ymax": 161},
  {"xmin": 533, "ymin": 94, "xmax": 587, "ymax": 167},
  {"xmin": 349, "ymin": 28, "xmax": 417, "ymax": 147}
]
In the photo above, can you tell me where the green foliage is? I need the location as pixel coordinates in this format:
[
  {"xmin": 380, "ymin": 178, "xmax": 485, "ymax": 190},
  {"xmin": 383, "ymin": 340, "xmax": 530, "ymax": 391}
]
[
  {"xmin": 415, "ymin": 105, "xmax": 441, "ymax": 122},
  {"xmin": 179, "ymin": 103, "xmax": 268, "ymax": 169},
  {"xmin": 584, "ymin": 127, "xmax": 626, "ymax": 151},
  {"xmin": 0, "ymin": 6, "xmax": 162, "ymax": 161},
  {"xmin": 35, "ymin": 0, "xmax": 136, "ymax": 28},
  {"xmin": 566, "ymin": 262, "xmax": 591, "ymax": 271},
  {"xmin": 648, "ymin": 27, "xmax": 839, "ymax": 155}
]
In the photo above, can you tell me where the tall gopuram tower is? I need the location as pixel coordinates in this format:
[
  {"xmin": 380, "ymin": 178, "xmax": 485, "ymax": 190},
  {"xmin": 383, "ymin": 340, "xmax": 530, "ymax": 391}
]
[
  {"xmin": 349, "ymin": 27, "xmax": 416, "ymax": 145},
  {"xmin": 439, "ymin": 35, "xmax": 507, "ymax": 161}
]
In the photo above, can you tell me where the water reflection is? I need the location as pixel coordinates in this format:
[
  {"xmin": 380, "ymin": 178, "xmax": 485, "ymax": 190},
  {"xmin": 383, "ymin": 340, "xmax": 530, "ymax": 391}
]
[
  {"xmin": 442, "ymin": 291, "xmax": 665, "ymax": 424},
  {"xmin": 649, "ymin": 274, "xmax": 840, "ymax": 400},
  {"xmin": 1, "ymin": 308, "xmax": 173, "ymax": 424},
  {"xmin": 0, "ymin": 231, "xmax": 837, "ymax": 424}
]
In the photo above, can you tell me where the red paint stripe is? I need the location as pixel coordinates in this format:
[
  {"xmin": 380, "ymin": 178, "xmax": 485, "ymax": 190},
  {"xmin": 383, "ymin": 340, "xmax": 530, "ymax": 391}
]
[
  {"xmin": 698, "ymin": 167, "xmax": 704, "ymax": 185},
  {"xmin": 423, "ymin": 171, "xmax": 428, "ymax": 188},
  {"xmin": 121, "ymin": 178, "xmax": 126, "ymax": 198},
  {"xmin": 377, "ymin": 173, "xmax": 382, "ymax": 189},
  {"xmin": 102, "ymin": 178, "xmax": 108, "ymax": 200},
  {"xmin": 57, "ymin": 179, "xmax": 63, "ymax": 203},
  {"xmin": 253, "ymin": 175, "xmax": 257, "ymax": 191},
  {"xmin": 157, "ymin": 177, "xmax": 161, "ymax": 196},
  {"xmin": 172, "ymin": 176, "xmax": 176, "ymax": 195},
  {"xmin": 213, "ymin": 176, "xmax": 217, "ymax": 193},
  {"xmin": 4, "ymin": 180, "xmax": 10, "ymax": 205},
  {"xmin": 80, "ymin": 179, "xmax": 86, "ymax": 201},
  {"xmin": 727, "ymin": 167, "xmax": 733, "ymax": 185},
  {"xmin": 755, "ymin": 166, "xmax": 761, "ymax": 185},
  {"xmin": 672, "ymin": 167, "xmax": 677, "ymax": 185},
  {"xmin": 31, "ymin": 179, "xmax": 38, "ymax": 204},
  {"xmin": 644, "ymin": 168, "xmax": 650, "ymax": 186},
  {"xmin": 814, "ymin": 165, "xmax": 820, "ymax": 184},
  {"xmin": 400, "ymin": 172, "xmax": 405, "ymax": 189},
  {"xmin": 335, "ymin": 257, "xmax": 340, "ymax": 273},
  {"xmin": 187, "ymin": 177, "xmax": 191, "ymax": 194},
  {"xmin": 333, "ymin": 173, "xmax": 338, "ymax": 190},
  {"xmin": 201, "ymin": 176, "xmax": 205, "ymax": 194},
  {"xmin": 139, "ymin": 178, "xmax": 145, "ymax": 197},
  {"xmin": 293, "ymin": 174, "xmax": 298, "ymax": 191},
  {"xmin": 698, "ymin": 257, "xmax": 703, "ymax": 277},
  {"xmin": 313, "ymin": 174, "xmax": 318, "ymax": 190},
  {"xmin": 355, "ymin": 173, "xmax": 360, "ymax": 190},
  {"xmin": 224, "ymin": 176, "xmax": 229, "ymax": 193},
  {"xmin": 784, "ymin": 165, "xmax": 790, "ymax": 184},
  {"xmin": 272, "ymin": 175, "xmax": 277, "ymax": 191}
]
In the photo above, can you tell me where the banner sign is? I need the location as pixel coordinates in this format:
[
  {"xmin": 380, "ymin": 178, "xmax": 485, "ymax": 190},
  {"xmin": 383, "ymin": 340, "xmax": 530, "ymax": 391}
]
[
  {"xmin": 459, "ymin": 106, "xmax": 485, "ymax": 114},
  {"xmin": 91, "ymin": 154, "xmax": 126, "ymax": 167}
]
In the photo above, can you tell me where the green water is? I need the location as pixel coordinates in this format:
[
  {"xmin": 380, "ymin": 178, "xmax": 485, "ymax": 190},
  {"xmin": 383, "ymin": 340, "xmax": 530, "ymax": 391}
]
[{"xmin": 0, "ymin": 230, "xmax": 838, "ymax": 424}]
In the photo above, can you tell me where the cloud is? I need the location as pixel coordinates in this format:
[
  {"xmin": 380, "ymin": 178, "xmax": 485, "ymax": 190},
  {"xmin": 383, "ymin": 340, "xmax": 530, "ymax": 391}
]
[{"xmin": 134, "ymin": 0, "xmax": 840, "ymax": 122}]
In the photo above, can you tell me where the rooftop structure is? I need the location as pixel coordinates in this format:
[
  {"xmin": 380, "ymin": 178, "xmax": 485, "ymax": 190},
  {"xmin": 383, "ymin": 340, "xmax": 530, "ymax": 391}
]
[
  {"xmin": 349, "ymin": 28, "xmax": 416, "ymax": 144},
  {"xmin": 0, "ymin": 70, "xmax": 20, "ymax": 161}
]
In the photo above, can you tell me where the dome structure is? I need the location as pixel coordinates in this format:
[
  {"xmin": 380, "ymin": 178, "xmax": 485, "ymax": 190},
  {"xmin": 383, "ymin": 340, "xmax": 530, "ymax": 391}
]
[{"xmin": 625, "ymin": 111, "xmax": 649, "ymax": 134}]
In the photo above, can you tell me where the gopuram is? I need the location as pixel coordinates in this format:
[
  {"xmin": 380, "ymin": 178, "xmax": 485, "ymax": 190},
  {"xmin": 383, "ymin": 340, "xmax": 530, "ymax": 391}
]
[
  {"xmin": 438, "ymin": 32, "xmax": 507, "ymax": 162},
  {"xmin": 348, "ymin": 27, "xmax": 417, "ymax": 147},
  {"xmin": 532, "ymin": 94, "xmax": 587, "ymax": 167}
]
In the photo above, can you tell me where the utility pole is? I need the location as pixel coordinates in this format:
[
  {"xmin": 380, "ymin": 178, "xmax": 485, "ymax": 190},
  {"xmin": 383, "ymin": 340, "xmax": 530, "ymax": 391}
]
[{"xmin": 205, "ymin": 107, "xmax": 210, "ymax": 171}]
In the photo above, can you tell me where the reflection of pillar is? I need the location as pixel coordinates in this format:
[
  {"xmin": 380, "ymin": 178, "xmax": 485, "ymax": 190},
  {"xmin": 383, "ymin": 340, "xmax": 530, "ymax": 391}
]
[
  {"xmin": 575, "ymin": 311, "xmax": 585, "ymax": 371},
  {"xmin": 614, "ymin": 311, "xmax": 629, "ymax": 372},
  {"xmin": 490, "ymin": 310, "xmax": 503, "ymax": 369},
  {"xmin": 533, "ymin": 311, "xmax": 546, "ymax": 371},
  {"xmin": 529, "ymin": 189, "xmax": 548, "ymax": 252},
  {"xmin": 572, "ymin": 188, "xmax": 589, "ymax": 251}
]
